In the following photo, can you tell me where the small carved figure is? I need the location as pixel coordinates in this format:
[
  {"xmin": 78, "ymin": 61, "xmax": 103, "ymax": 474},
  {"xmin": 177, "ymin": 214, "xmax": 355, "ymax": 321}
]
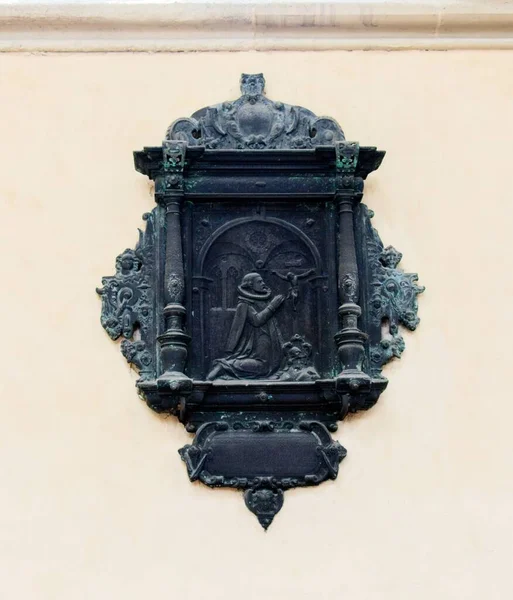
[
  {"xmin": 97, "ymin": 253, "xmax": 141, "ymax": 340},
  {"xmin": 115, "ymin": 248, "xmax": 141, "ymax": 277},
  {"xmin": 206, "ymin": 273, "xmax": 285, "ymax": 380},
  {"xmin": 240, "ymin": 73, "xmax": 265, "ymax": 98},
  {"xmin": 271, "ymin": 269, "xmax": 314, "ymax": 311},
  {"xmin": 273, "ymin": 334, "xmax": 320, "ymax": 382}
]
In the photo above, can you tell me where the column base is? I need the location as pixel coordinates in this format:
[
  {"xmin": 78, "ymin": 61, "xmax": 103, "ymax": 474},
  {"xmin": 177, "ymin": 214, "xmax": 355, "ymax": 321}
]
[{"xmin": 157, "ymin": 371, "xmax": 193, "ymax": 393}]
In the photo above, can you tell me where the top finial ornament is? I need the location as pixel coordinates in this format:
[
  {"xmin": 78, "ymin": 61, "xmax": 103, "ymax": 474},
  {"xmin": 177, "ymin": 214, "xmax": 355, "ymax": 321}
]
[
  {"xmin": 240, "ymin": 72, "xmax": 266, "ymax": 97},
  {"xmin": 166, "ymin": 72, "xmax": 345, "ymax": 150}
]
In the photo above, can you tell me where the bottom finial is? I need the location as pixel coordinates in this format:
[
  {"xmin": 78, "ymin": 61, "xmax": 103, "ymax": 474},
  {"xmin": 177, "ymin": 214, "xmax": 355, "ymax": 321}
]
[{"xmin": 244, "ymin": 488, "xmax": 284, "ymax": 530}]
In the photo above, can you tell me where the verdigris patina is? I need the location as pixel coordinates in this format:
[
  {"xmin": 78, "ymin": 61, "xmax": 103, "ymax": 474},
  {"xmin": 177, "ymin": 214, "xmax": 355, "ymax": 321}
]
[{"xmin": 98, "ymin": 74, "xmax": 423, "ymax": 529}]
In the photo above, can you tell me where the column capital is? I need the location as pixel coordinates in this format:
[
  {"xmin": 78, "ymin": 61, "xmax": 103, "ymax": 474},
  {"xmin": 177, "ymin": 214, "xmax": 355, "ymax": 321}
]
[
  {"xmin": 162, "ymin": 139, "xmax": 187, "ymax": 170},
  {"xmin": 335, "ymin": 141, "xmax": 360, "ymax": 174},
  {"xmin": 335, "ymin": 176, "xmax": 364, "ymax": 204},
  {"xmin": 155, "ymin": 174, "xmax": 185, "ymax": 205}
]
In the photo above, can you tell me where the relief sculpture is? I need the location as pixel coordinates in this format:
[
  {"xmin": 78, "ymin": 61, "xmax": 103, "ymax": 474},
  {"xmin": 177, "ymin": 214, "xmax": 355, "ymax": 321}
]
[
  {"xmin": 206, "ymin": 269, "xmax": 320, "ymax": 382},
  {"xmin": 99, "ymin": 74, "xmax": 423, "ymax": 529},
  {"xmin": 206, "ymin": 273, "xmax": 285, "ymax": 380},
  {"xmin": 271, "ymin": 269, "xmax": 315, "ymax": 311},
  {"xmin": 273, "ymin": 334, "xmax": 320, "ymax": 382}
]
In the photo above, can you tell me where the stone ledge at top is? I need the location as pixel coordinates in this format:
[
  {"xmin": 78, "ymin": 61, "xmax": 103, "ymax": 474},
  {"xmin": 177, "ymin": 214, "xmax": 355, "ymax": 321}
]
[{"xmin": 1, "ymin": 1, "xmax": 513, "ymax": 51}]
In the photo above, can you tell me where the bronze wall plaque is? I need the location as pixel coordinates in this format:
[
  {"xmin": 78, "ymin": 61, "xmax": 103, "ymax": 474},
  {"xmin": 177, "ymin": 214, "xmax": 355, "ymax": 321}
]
[{"xmin": 98, "ymin": 74, "xmax": 424, "ymax": 529}]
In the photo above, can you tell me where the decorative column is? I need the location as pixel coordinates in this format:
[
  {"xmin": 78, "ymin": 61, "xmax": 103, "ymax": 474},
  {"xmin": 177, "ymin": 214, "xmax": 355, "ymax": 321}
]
[
  {"xmin": 334, "ymin": 141, "xmax": 369, "ymax": 386},
  {"xmin": 155, "ymin": 140, "xmax": 192, "ymax": 393}
]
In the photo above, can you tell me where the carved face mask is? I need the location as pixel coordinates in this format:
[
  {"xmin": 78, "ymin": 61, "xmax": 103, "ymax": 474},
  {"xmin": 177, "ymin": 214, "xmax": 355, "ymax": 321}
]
[{"xmin": 241, "ymin": 74, "xmax": 265, "ymax": 98}]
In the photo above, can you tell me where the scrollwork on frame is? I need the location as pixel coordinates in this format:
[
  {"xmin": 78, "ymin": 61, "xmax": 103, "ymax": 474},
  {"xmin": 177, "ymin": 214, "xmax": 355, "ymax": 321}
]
[
  {"xmin": 178, "ymin": 420, "xmax": 346, "ymax": 527},
  {"xmin": 121, "ymin": 340, "xmax": 153, "ymax": 380},
  {"xmin": 369, "ymin": 330, "xmax": 406, "ymax": 369},
  {"xmin": 365, "ymin": 207, "xmax": 425, "ymax": 374},
  {"xmin": 97, "ymin": 210, "xmax": 157, "ymax": 380},
  {"xmin": 166, "ymin": 73, "xmax": 345, "ymax": 150}
]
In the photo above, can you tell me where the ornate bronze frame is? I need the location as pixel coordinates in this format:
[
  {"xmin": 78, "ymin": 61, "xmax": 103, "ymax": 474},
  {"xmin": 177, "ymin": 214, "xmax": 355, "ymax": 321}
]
[{"xmin": 98, "ymin": 74, "xmax": 424, "ymax": 529}]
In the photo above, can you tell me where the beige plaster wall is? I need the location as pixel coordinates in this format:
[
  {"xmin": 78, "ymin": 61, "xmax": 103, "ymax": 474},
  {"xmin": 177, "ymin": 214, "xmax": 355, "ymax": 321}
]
[{"xmin": 1, "ymin": 51, "xmax": 512, "ymax": 599}]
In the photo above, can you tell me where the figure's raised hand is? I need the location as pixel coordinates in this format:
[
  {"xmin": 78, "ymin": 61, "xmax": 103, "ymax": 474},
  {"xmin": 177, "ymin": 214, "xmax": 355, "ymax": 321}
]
[{"xmin": 270, "ymin": 294, "xmax": 285, "ymax": 310}]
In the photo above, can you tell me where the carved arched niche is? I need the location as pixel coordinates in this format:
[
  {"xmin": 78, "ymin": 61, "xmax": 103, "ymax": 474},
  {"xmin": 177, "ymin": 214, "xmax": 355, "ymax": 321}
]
[{"xmin": 98, "ymin": 74, "xmax": 424, "ymax": 529}]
